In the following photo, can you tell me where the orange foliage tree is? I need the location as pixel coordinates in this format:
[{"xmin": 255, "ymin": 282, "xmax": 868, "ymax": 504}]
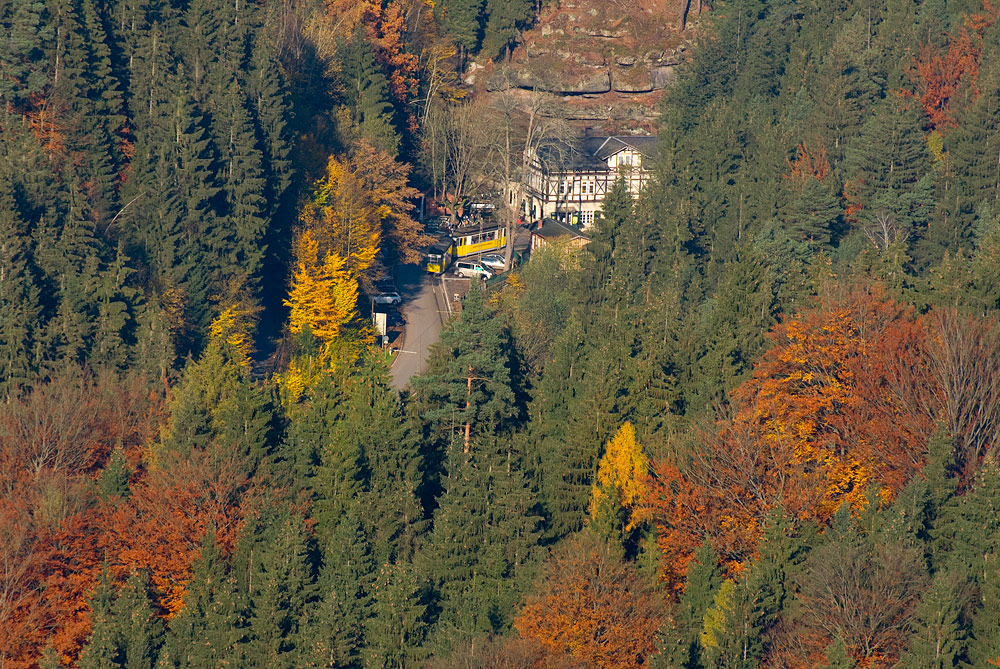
[
  {"xmin": 514, "ymin": 532, "xmax": 665, "ymax": 668},
  {"xmin": 908, "ymin": 2, "xmax": 999, "ymax": 131},
  {"xmin": 647, "ymin": 289, "xmax": 941, "ymax": 590},
  {"xmin": 0, "ymin": 371, "xmax": 164, "ymax": 668}
]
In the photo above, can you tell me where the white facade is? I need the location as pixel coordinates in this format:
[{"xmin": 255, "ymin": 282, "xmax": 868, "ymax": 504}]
[{"xmin": 521, "ymin": 136, "xmax": 656, "ymax": 230}]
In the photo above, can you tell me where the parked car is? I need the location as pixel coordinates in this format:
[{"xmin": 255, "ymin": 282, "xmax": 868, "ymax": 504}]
[
  {"xmin": 478, "ymin": 253, "xmax": 507, "ymax": 271},
  {"xmin": 454, "ymin": 260, "xmax": 493, "ymax": 280},
  {"xmin": 373, "ymin": 291, "xmax": 402, "ymax": 306}
]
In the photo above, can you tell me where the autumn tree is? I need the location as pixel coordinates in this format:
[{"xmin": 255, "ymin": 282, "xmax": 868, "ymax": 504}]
[
  {"xmin": 589, "ymin": 421, "xmax": 651, "ymax": 551},
  {"xmin": 514, "ymin": 531, "xmax": 664, "ymax": 668}
]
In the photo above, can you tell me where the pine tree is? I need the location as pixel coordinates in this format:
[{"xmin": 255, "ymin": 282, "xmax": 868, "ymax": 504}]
[
  {"xmin": 435, "ymin": 0, "xmax": 485, "ymax": 58},
  {"xmin": 413, "ymin": 286, "xmax": 524, "ymax": 456},
  {"xmin": 482, "ymin": 0, "xmax": 531, "ymax": 61}
]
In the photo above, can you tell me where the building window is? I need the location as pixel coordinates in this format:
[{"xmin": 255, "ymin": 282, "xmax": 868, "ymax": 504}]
[{"xmin": 582, "ymin": 211, "xmax": 595, "ymax": 226}]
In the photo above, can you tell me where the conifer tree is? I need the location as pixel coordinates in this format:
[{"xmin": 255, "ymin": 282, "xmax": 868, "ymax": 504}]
[
  {"xmin": 218, "ymin": 83, "xmax": 268, "ymax": 292},
  {"xmin": 810, "ymin": 14, "xmax": 881, "ymax": 162},
  {"xmin": 435, "ymin": 0, "xmax": 485, "ymax": 59},
  {"xmin": 654, "ymin": 541, "xmax": 722, "ymax": 668},
  {"xmin": 589, "ymin": 421, "xmax": 650, "ymax": 552},
  {"xmin": 845, "ymin": 97, "xmax": 934, "ymax": 261},
  {"xmin": 0, "ymin": 0, "xmax": 53, "ymax": 109},
  {"xmin": 898, "ymin": 569, "xmax": 969, "ymax": 669},
  {"xmin": 482, "ymin": 0, "xmax": 531, "ymax": 61},
  {"xmin": 940, "ymin": 76, "xmax": 1000, "ymax": 251},
  {"xmin": 414, "ymin": 288, "xmax": 538, "ymax": 652},
  {"xmin": 339, "ymin": 29, "xmax": 400, "ymax": 156},
  {"xmin": 305, "ymin": 507, "xmax": 372, "ymax": 669},
  {"xmin": 111, "ymin": 571, "xmax": 165, "ymax": 668},
  {"xmin": 0, "ymin": 174, "xmax": 40, "ymax": 396},
  {"xmin": 78, "ymin": 568, "xmax": 122, "ymax": 669},
  {"xmin": 239, "ymin": 509, "xmax": 317, "ymax": 668},
  {"xmin": 96, "ymin": 446, "xmax": 132, "ymax": 501},
  {"xmin": 246, "ymin": 31, "xmax": 292, "ymax": 209},
  {"xmin": 163, "ymin": 530, "xmax": 245, "ymax": 667},
  {"xmin": 362, "ymin": 561, "xmax": 429, "ymax": 668}
]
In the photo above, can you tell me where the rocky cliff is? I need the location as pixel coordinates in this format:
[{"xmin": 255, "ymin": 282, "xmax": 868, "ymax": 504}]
[{"xmin": 474, "ymin": 0, "xmax": 705, "ymax": 132}]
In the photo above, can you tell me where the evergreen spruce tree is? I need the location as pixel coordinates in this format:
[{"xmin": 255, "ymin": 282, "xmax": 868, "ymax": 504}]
[
  {"xmin": 163, "ymin": 530, "xmax": 245, "ymax": 667},
  {"xmin": 940, "ymin": 75, "xmax": 1000, "ymax": 252},
  {"xmin": 158, "ymin": 323, "xmax": 276, "ymax": 472},
  {"xmin": 91, "ymin": 241, "xmax": 137, "ymax": 371},
  {"xmin": 78, "ymin": 568, "xmax": 122, "ymax": 669},
  {"xmin": 0, "ymin": 174, "xmax": 41, "ymax": 396},
  {"xmin": 96, "ymin": 446, "xmax": 132, "ymax": 501},
  {"xmin": 245, "ymin": 31, "xmax": 292, "ymax": 210},
  {"xmin": 40, "ymin": 177, "xmax": 102, "ymax": 366},
  {"xmin": 653, "ymin": 541, "xmax": 723, "ymax": 668},
  {"xmin": 413, "ymin": 287, "xmax": 538, "ymax": 653},
  {"xmin": 305, "ymin": 507, "xmax": 372, "ymax": 669},
  {"xmin": 362, "ymin": 561, "xmax": 429, "ymax": 668},
  {"xmin": 112, "ymin": 571, "xmax": 165, "ymax": 668},
  {"xmin": 419, "ymin": 433, "xmax": 540, "ymax": 654},
  {"xmin": 239, "ymin": 509, "xmax": 317, "ymax": 668},
  {"xmin": 898, "ymin": 569, "xmax": 969, "ymax": 669},
  {"xmin": 810, "ymin": 13, "xmax": 881, "ymax": 163},
  {"xmin": 339, "ymin": 29, "xmax": 400, "ymax": 156},
  {"xmin": 845, "ymin": 97, "xmax": 935, "ymax": 263},
  {"xmin": 218, "ymin": 83, "xmax": 268, "ymax": 293},
  {"xmin": 0, "ymin": 0, "xmax": 53, "ymax": 109}
]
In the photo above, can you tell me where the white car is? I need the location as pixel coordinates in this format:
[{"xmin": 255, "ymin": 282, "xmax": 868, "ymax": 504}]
[
  {"xmin": 454, "ymin": 261, "xmax": 493, "ymax": 280},
  {"xmin": 479, "ymin": 254, "xmax": 507, "ymax": 271},
  {"xmin": 373, "ymin": 292, "xmax": 402, "ymax": 306}
]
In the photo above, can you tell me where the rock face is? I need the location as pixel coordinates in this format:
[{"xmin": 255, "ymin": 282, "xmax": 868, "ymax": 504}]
[{"xmin": 481, "ymin": 0, "xmax": 703, "ymax": 130}]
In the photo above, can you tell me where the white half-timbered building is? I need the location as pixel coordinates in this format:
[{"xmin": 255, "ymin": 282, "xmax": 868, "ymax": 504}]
[{"xmin": 521, "ymin": 135, "xmax": 657, "ymax": 229}]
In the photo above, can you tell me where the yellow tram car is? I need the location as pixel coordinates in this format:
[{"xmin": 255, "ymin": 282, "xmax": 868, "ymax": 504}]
[{"xmin": 425, "ymin": 221, "xmax": 506, "ymax": 274}]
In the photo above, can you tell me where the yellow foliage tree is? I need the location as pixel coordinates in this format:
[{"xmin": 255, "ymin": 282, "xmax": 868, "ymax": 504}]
[
  {"xmin": 299, "ymin": 156, "xmax": 381, "ymax": 282},
  {"xmin": 285, "ymin": 230, "xmax": 359, "ymax": 343},
  {"xmin": 589, "ymin": 422, "xmax": 651, "ymax": 544},
  {"xmin": 209, "ymin": 304, "xmax": 258, "ymax": 368}
]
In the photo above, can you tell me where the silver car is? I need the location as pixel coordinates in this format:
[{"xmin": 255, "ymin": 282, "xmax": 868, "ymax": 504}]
[{"xmin": 479, "ymin": 254, "xmax": 507, "ymax": 271}]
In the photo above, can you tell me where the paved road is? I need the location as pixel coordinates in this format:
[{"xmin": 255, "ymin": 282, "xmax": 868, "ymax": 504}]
[{"xmin": 391, "ymin": 265, "xmax": 452, "ymax": 391}]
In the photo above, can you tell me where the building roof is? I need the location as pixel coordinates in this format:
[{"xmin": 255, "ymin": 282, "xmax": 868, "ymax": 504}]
[
  {"xmin": 532, "ymin": 218, "xmax": 589, "ymax": 240},
  {"xmin": 536, "ymin": 135, "xmax": 658, "ymax": 173}
]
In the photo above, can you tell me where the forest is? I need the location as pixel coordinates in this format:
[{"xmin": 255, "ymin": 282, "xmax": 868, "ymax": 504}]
[{"xmin": 3, "ymin": 0, "xmax": 1000, "ymax": 666}]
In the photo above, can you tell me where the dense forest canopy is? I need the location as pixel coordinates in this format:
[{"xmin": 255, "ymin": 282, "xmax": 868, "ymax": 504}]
[{"xmin": 4, "ymin": 0, "xmax": 1000, "ymax": 666}]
